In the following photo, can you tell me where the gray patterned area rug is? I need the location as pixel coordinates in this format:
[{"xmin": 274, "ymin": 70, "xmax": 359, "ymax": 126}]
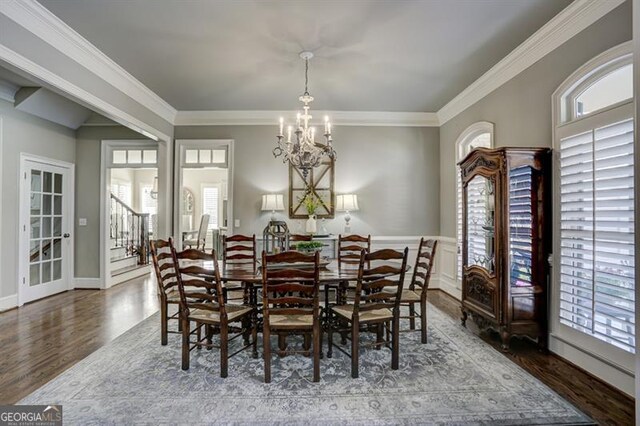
[{"xmin": 21, "ymin": 304, "xmax": 592, "ymax": 425}]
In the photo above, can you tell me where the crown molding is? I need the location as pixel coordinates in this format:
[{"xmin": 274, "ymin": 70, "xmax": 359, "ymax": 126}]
[
  {"xmin": 0, "ymin": 44, "xmax": 169, "ymax": 142},
  {"xmin": 174, "ymin": 110, "xmax": 440, "ymax": 127},
  {"xmin": 436, "ymin": 0, "xmax": 626, "ymax": 126},
  {"xmin": 0, "ymin": 0, "xmax": 177, "ymax": 124}
]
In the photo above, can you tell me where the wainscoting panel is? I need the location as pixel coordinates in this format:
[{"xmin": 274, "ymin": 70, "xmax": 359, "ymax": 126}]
[{"xmin": 432, "ymin": 237, "xmax": 460, "ymax": 300}]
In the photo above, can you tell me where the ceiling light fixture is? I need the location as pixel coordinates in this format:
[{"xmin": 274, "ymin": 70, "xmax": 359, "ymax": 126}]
[{"xmin": 273, "ymin": 51, "xmax": 336, "ymax": 180}]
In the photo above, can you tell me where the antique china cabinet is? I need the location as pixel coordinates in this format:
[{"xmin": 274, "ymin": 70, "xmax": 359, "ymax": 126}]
[{"xmin": 459, "ymin": 147, "xmax": 551, "ymax": 350}]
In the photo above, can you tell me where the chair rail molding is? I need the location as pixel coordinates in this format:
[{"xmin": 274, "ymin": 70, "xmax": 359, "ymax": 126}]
[
  {"xmin": 174, "ymin": 110, "xmax": 440, "ymax": 127},
  {"xmin": 436, "ymin": 0, "xmax": 626, "ymax": 125},
  {"xmin": 0, "ymin": 0, "xmax": 177, "ymax": 124}
]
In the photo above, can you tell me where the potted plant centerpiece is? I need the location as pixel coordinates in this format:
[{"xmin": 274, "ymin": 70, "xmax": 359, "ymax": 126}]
[{"xmin": 294, "ymin": 240, "xmax": 325, "ymax": 254}]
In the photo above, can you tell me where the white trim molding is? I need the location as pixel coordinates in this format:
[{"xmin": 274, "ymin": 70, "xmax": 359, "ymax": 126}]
[
  {"xmin": 174, "ymin": 110, "xmax": 440, "ymax": 127},
  {"xmin": 74, "ymin": 277, "xmax": 101, "ymax": 289},
  {"xmin": 0, "ymin": 45, "xmax": 171, "ymax": 143},
  {"xmin": 0, "ymin": 294, "xmax": 18, "ymax": 312},
  {"xmin": 437, "ymin": 0, "xmax": 626, "ymax": 125},
  {"xmin": 0, "ymin": 0, "xmax": 177, "ymax": 124},
  {"xmin": 0, "ymin": 79, "xmax": 19, "ymax": 103}
]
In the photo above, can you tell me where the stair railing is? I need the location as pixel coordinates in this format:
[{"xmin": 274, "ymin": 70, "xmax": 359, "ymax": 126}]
[{"xmin": 109, "ymin": 193, "xmax": 150, "ymax": 265}]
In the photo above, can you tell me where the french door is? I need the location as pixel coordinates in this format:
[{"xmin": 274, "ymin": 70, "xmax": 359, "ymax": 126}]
[{"xmin": 19, "ymin": 156, "xmax": 74, "ymax": 304}]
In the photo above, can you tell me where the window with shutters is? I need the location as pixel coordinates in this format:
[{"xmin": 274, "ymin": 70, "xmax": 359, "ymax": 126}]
[
  {"xmin": 555, "ymin": 44, "xmax": 634, "ymax": 354},
  {"xmin": 456, "ymin": 123, "xmax": 493, "ymax": 282},
  {"xmin": 202, "ymin": 185, "xmax": 220, "ymax": 230},
  {"xmin": 110, "ymin": 182, "xmax": 131, "ymax": 207}
]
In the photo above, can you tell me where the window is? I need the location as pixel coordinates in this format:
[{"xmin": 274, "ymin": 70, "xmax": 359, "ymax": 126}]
[
  {"xmin": 555, "ymin": 42, "xmax": 634, "ymax": 354},
  {"xmin": 559, "ymin": 119, "xmax": 634, "ymax": 352},
  {"xmin": 110, "ymin": 182, "xmax": 131, "ymax": 207},
  {"xmin": 202, "ymin": 186, "xmax": 220, "ymax": 230},
  {"xmin": 141, "ymin": 184, "xmax": 157, "ymax": 233},
  {"xmin": 455, "ymin": 123, "xmax": 493, "ymax": 281},
  {"xmin": 109, "ymin": 147, "xmax": 158, "ymax": 167}
]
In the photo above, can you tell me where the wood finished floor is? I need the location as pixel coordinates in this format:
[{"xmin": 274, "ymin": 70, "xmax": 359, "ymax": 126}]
[{"xmin": 0, "ymin": 276, "xmax": 634, "ymax": 424}]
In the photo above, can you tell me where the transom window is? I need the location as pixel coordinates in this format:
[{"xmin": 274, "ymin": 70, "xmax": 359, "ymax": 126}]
[
  {"xmin": 555, "ymin": 42, "xmax": 634, "ymax": 354},
  {"xmin": 455, "ymin": 122, "xmax": 494, "ymax": 281}
]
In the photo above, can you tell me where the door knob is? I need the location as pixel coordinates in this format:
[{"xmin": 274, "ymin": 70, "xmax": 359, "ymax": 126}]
[{"xmin": 63, "ymin": 233, "xmax": 70, "ymax": 238}]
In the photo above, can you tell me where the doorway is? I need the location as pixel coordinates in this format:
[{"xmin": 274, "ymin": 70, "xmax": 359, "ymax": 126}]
[
  {"xmin": 19, "ymin": 155, "xmax": 74, "ymax": 304},
  {"xmin": 101, "ymin": 140, "xmax": 159, "ymax": 287},
  {"xmin": 174, "ymin": 140, "xmax": 233, "ymax": 252}
]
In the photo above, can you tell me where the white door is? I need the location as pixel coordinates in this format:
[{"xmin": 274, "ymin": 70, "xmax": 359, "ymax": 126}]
[{"xmin": 20, "ymin": 158, "xmax": 73, "ymax": 304}]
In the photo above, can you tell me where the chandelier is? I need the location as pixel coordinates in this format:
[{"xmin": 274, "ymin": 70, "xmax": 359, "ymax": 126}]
[{"xmin": 273, "ymin": 51, "xmax": 336, "ymax": 179}]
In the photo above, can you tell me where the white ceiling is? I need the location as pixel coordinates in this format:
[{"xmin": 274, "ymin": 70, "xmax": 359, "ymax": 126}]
[{"xmin": 37, "ymin": 0, "xmax": 572, "ymax": 112}]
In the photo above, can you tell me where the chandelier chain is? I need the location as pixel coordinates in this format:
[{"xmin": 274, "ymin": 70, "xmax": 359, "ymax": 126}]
[{"xmin": 304, "ymin": 58, "xmax": 310, "ymax": 96}]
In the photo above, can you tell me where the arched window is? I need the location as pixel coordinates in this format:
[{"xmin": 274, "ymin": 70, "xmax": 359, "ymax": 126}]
[
  {"xmin": 553, "ymin": 41, "xmax": 634, "ymax": 354},
  {"xmin": 455, "ymin": 122, "xmax": 494, "ymax": 282}
]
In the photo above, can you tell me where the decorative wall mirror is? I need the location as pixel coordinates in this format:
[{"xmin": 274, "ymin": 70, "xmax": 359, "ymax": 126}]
[
  {"xmin": 289, "ymin": 159, "xmax": 335, "ymax": 219},
  {"xmin": 182, "ymin": 188, "xmax": 195, "ymax": 230}
]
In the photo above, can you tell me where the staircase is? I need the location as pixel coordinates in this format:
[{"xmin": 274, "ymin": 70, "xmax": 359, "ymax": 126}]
[{"xmin": 110, "ymin": 193, "xmax": 150, "ymax": 282}]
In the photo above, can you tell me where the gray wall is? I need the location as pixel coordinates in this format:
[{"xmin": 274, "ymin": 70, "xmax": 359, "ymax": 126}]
[
  {"xmin": 0, "ymin": 99, "xmax": 76, "ymax": 298},
  {"xmin": 439, "ymin": 2, "xmax": 632, "ymax": 237},
  {"xmin": 74, "ymin": 126, "xmax": 149, "ymax": 278},
  {"xmin": 175, "ymin": 125, "xmax": 440, "ymax": 237}
]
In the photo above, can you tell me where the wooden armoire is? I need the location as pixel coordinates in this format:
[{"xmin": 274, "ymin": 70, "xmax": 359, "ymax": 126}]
[{"xmin": 459, "ymin": 147, "xmax": 551, "ymax": 350}]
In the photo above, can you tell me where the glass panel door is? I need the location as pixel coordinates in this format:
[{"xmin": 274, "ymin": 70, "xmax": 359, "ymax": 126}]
[
  {"xmin": 21, "ymin": 159, "xmax": 71, "ymax": 304},
  {"xmin": 466, "ymin": 175, "xmax": 496, "ymax": 274}
]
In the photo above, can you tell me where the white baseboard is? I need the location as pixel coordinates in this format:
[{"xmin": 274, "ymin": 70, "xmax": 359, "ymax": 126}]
[
  {"xmin": 74, "ymin": 277, "xmax": 102, "ymax": 289},
  {"xmin": 549, "ymin": 333, "xmax": 634, "ymax": 396},
  {"xmin": 0, "ymin": 293, "xmax": 18, "ymax": 312},
  {"xmin": 108, "ymin": 264, "xmax": 151, "ymax": 287}
]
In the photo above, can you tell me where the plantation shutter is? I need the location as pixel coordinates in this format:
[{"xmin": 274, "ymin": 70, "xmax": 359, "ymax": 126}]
[
  {"xmin": 559, "ymin": 118, "xmax": 635, "ymax": 352},
  {"xmin": 202, "ymin": 187, "xmax": 219, "ymax": 229}
]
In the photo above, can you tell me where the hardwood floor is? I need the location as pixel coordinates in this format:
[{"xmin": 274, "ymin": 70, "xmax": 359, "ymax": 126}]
[
  {"xmin": 0, "ymin": 277, "xmax": 634, "ymax": 424},
  {"xmin": 0, "ymin": 274, "xmax": 158, "ymax": 404}
]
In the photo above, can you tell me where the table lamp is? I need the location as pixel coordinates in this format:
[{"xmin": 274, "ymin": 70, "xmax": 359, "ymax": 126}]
[
  {"xmin": 336, "ymin": 194, "xmax": 359, "ymax": 233},
  {"xmin": 261, "ymin": 194, "xmax": 284, "ymax": 222}
]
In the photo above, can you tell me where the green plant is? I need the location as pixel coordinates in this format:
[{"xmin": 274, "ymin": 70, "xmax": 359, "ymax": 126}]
[
  {"xmin": 301, "ymin": 193, "xmax": 321, "ymax": 215},
  {"xmin": 295, "ymin": 241, "xmax": 324, "ymax": 251}
]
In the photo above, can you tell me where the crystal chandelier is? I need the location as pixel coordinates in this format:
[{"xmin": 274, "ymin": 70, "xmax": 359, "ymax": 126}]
[{"xmin": 273, "ymin": 51, "xmax": 336, "ymax": 179}]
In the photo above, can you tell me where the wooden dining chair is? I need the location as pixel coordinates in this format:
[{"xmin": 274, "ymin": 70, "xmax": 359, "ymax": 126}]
[
  {"xmin": 327, "ymin": 247, "xmax": 408, "ymax": 378},
  {"xmin": 336, "ymin": 234, "xmax": 371, "ymax": 304},
  {"xmin": 398, "ymin": 238, "xmax": 438, "ymax": 343},
  {"xmin": 150, "ymin": 238, "xmax": 181, "ymax": 345},
  {"xmin": 171, "ymin": 245, "xmax": 257, "ymax": 377},
  {"xmin": 261, "ymin": 250, "xmax": 321, "ymax": 383},
  {"xmin": 222, "ymin": 234, "xmax": 257, "ymax": 305},
  {"xmin": 290, "ymin": 234, "xmax": 312, "ymax": 243}
]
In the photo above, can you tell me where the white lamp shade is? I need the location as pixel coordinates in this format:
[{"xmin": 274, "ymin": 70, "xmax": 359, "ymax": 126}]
[
  {"xmin": 261, "ymin": 194, "xmax": 284, "ymax": 211},
  {"xmin": 336, "ymin": 194, "xmax": 359, "ymax": 211}
]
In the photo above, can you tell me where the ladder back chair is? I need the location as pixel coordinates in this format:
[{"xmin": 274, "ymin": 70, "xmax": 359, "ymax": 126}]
[
  {"xmin": 327, "ymin": 247, "xmax": 408, "ymax": 378},
  {"xmin": 399, "ymin": 238, "xmax": 438, "ymax": 343},
  {"xmin": 150, "ymin": 238, "xmax": 181, "ymax": 345},
  {"xmin": 336, "ymin": 234, "xmax": 371, "ymax": 304},
  {"xmin": 171, "ymin": 245, "xmax": 257, "ymax": 377},
  {"xmin": 222, "ymin": 234, "xmax": 257, "ymax": 305},
  {"xmin": 261, "ymin": 250, "xmax": 321, "ymax": 383}
]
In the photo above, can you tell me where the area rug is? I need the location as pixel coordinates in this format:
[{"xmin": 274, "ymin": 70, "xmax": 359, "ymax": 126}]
[{"xmin": 20, "ymin": 304, "xmax": 592, "ymax": 425}]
